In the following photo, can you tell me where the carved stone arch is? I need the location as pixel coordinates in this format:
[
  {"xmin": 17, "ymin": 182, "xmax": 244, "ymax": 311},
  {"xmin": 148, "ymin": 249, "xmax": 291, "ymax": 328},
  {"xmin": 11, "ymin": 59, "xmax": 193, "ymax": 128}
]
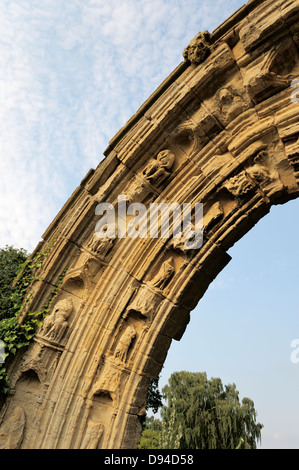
[
  {"xmin": 1, "ymin": 0, "xmax": 299, "ymax": 449},
  {"xmin": 15, "ymin": 367, "xmax": 43, "ymax": 389}
]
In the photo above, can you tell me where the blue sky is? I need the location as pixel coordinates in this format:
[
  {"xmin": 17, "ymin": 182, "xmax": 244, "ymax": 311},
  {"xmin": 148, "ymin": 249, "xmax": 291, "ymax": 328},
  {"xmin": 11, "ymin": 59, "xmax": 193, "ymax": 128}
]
[{"xmin": 0, "ymin": 0, "xmax": 298, "ymax": 449}]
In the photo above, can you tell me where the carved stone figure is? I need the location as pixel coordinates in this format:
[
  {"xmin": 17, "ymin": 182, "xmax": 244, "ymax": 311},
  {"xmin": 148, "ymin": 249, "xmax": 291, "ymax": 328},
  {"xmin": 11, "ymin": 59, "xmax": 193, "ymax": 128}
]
[
  {"xmin": 114, "ymin": 325, "xmax": 136, "ymax": 363},
  {"xmin": 81, "ymin": 420, "xmax": 104, "ymax": 449},
  {"xmin": 1, "ymin": 0, "xmax": 299, "ymax": 450},
  {"xmin": 40, "ymin": 298, "xmax": 73, "ymax": 342},
  {"xmin": 223, "ymin": 171, "xmax": 254, "ymax": 197},
  {"xmin": 246, "ymin": 151, "xmax": 278, "ymax": 187},
  {"xmin": 169, "ymin": 223, "xmax": 199, "ymax": 253},
  {"xmin": 122, "ymin": 177, "xmax": 149, "ymax": 205},
  {"xmin": 183, "ymin": 31, "xmax": 211, "ymax": 65},
  {"xmin": 217, "ymin": 87, "xmax": 247, "ymax": 124},
  {"xmin": 149, "ymin": 257, "xmax": 175, "ymax": 291},
  {"xmin": 142, "ymin": 149, "xmax": 175, "ymax": 187},
  {"xmin": 0, "ymin": 406, "xmax": 26, "ymax": 449},
  {"xmin": 87, "ymin": 224, "xmax": 115, "ymax": 255}
]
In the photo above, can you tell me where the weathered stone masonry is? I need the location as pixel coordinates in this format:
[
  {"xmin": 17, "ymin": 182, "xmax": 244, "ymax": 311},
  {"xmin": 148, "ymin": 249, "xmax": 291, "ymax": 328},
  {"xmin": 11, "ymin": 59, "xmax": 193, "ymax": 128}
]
[{"xmin": 1, "ymin": 0, "xmax": 299, "ymax": 449}]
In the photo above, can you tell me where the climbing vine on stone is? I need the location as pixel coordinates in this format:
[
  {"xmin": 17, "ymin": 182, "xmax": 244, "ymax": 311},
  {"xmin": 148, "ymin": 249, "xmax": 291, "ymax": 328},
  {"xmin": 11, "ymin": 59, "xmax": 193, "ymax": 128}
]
[{"xmin": 0, "ymin": 238, "xmax": 68, "ymax": 398}]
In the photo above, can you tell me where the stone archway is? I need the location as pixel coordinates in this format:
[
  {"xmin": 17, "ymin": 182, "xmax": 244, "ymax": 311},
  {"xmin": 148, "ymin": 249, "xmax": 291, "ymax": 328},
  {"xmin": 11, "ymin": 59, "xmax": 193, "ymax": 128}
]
[{"xmin": 1, "ymin": 0, "xmax": 299, "ymax": 449}]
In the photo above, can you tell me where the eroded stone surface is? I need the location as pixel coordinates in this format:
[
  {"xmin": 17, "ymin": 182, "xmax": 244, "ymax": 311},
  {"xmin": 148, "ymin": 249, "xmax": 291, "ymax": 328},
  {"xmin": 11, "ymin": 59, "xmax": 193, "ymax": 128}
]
[{"xmin": 1, "ymin": 0, "xmax": 299, "ymax": 449}]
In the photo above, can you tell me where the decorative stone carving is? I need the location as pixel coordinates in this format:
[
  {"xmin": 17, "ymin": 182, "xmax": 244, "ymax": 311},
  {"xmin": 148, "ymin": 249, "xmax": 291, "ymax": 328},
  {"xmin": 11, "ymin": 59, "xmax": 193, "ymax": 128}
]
[
  {"xmin": 63, "ymin": 255, "xmax": 102, "ymax": 292},
  {"xmin": 91, "ymin": 360, "xmax": 122, "ymax": 405},
  {"xmin": 39, "ymin": 298, "xmax": 73, "ymax": 343},
  {"xmin": 149, "ymin": 257, "xmax": 175, "ymax": 291},
  {"xmin": 12, "ymin": 342, "xmax": 46, "ymax": 387},
  {"xmin": 203, "ymin": 201, "xmax": 224, "ymax": 234},
  {"xmin": 216, "ymin": 87, "xmax": 248, "ymax": 124},
  {"xmin": 223, "ymin": 152, "xmax": 283, "ymax": 200},
  {"xmin": 125, "ymin": 290, "xmax": 153, "ymax": 319},
  {"xmin": 125, "ymin": 296, "xmax": 151, "ymax": 320},
  {"xmin": 113, "ymin": 325, "xmax": 136, "ymax": 363},
  {"xmin": 169, "ymin": 222, "xmax": 202, "ymax": 254},
  {"xmin": 81, "ymin": 420, "xmax": 104, "ymax": 449},
  {"xmin": 123, "ymin": 286, "xmax": 163, "ymax": 328},
  {"xmin": 244, "ymin": 40, "xmax": 298, "ymax": 103},
  {"xmin": 2, "ymin": 0, "xmax": 299, "ymax": 451},
  {"xmin": 0, "ymin": 406, "xmax": 26, "ymax": 449},
  {"xmin": 223, "ymin": 171, "xmax": 254, "ymax": 197},
  {"xmin": 246, "ymin": 151, "xmax": 278, "ymax": 187},
  {"xmin": 87, "ymin": 227, "xmax": 115, "ymax": 255},
  {"xmin": 284, "ymin": 136, "xmax": 299, "ymax": 177},
  {"xmin": 183, "ymin": 31, "xmax": 212, "ymax": 65},
  {"xmin": 142, "ymin": 149, "xmax": 175, "ymax": 187},
  {"xmin": 122, "ymin": 176, "xmax": 150, "ymax": 205},
  {"xmin": 169, "ymin": 232, "xmax": 194, "ymax": 253}
]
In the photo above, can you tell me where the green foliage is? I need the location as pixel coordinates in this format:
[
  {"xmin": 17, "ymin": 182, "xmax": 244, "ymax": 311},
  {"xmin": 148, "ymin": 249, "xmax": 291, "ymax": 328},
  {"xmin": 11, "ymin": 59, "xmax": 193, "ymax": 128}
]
[
  {"xmin": 161, "ymin": 371, "xmax": 263, "ymax": 449},
  {"xmin": 138, "ymin": 417, "xmax": 162, "ymax": 449},
  {"xmin": 146, "ymin": 377, "xmax": 163, "ymax": 415},
  {"xmin": 160, "ymin": 397, "xmax": 182, "ymax": 449},
  {"xmin": 139, "ymin": 371, "xmax": 263, "ymax": 449},
  {"xmin": 138, "ymin": 377, "xmax": 163, "ymax": 448},
  {"xmin": 0, "ymin": 246, "xmax": 28, "ymax": 322},
  {"xmin": 0, "ymin": 240, "xmax": 67, "ymax": 398}
]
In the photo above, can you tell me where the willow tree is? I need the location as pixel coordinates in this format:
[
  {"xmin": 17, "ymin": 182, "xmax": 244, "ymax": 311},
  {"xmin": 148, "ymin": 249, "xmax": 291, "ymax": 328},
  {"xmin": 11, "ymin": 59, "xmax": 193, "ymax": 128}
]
[{"xmin": 161, "ymin": 371, "xmax": 263, "ymax": 449}]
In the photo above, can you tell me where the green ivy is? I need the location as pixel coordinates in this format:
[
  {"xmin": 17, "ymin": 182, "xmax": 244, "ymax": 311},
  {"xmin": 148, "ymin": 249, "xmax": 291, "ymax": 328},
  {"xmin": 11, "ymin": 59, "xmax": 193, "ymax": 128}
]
[{"xmin": 0, "ymin": 237, "xmax": 68, "ymax": 398}]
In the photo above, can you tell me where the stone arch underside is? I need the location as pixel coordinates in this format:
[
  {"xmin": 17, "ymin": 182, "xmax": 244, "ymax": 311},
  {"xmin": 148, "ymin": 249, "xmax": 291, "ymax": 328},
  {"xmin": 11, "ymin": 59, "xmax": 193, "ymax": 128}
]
[{"xmin": 1, "ymin": 0, "xmax": 299, "ymax": 449}]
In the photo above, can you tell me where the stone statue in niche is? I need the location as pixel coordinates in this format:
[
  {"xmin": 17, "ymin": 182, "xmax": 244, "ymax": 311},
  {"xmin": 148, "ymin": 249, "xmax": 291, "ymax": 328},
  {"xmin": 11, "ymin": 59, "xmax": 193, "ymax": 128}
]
[
  {"xmin": 39, "ymin": 298, "xmax": 73, "ymax": 343},
  {"xmin": 0, "ymin": 406, "xmax": 26, "ymax": 449},
  {"xmin": 183, "ymin": 31, "xmax": 211, "ymax": 65},
  {"xmin": 113, "ymin": 325, "xmax": 136, "ymax": 363},
  {"xmin": 87, "ymin": 224, "xmax": 115, "ymax": 255},
  {"xmin": 142, "ymin": 149, "xmax": 175, "ymax": 187},
  {"xmin": 149, "ymin": 257, "xmax": 175, "ymax": 291},
  {"xmin": 81, "ymin": 420, "xmax": 104, "ymax": 449}
]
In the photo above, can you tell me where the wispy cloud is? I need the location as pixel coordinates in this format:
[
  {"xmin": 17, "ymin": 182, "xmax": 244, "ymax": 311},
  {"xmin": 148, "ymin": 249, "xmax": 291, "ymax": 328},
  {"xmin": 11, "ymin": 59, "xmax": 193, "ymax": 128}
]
[{"xmin": 0, "ymin": 0, "xmax": 244, "ymax": 252}]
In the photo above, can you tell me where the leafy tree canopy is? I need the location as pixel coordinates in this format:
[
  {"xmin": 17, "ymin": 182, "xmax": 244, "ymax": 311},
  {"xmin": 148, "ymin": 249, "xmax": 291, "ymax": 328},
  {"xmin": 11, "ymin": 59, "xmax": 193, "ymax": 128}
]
[
  {"xmin": 138, "ymin": 416, "xmax": 162, "ymax": 449},
  {"xmin": 0, "ymin": 245, "xmax": 28, "ymax": 321},
  {"xmin": 160, "ymin": 371, "xmax": 263, "ymax": 449},
  {"xmin": 146, "ymin": 377, "xmax": 163, "ymax": 414}
]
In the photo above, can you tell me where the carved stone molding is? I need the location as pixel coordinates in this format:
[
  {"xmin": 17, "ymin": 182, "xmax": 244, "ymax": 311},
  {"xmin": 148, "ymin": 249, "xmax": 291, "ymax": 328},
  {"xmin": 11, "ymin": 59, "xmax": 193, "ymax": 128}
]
[
  {"xmin": 183, "ymin": 31, "xmax": 212, "ymax": 65},
  {"xmin": 1, "ymin": 0, "xmax": 299, "ymax": 449}
]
